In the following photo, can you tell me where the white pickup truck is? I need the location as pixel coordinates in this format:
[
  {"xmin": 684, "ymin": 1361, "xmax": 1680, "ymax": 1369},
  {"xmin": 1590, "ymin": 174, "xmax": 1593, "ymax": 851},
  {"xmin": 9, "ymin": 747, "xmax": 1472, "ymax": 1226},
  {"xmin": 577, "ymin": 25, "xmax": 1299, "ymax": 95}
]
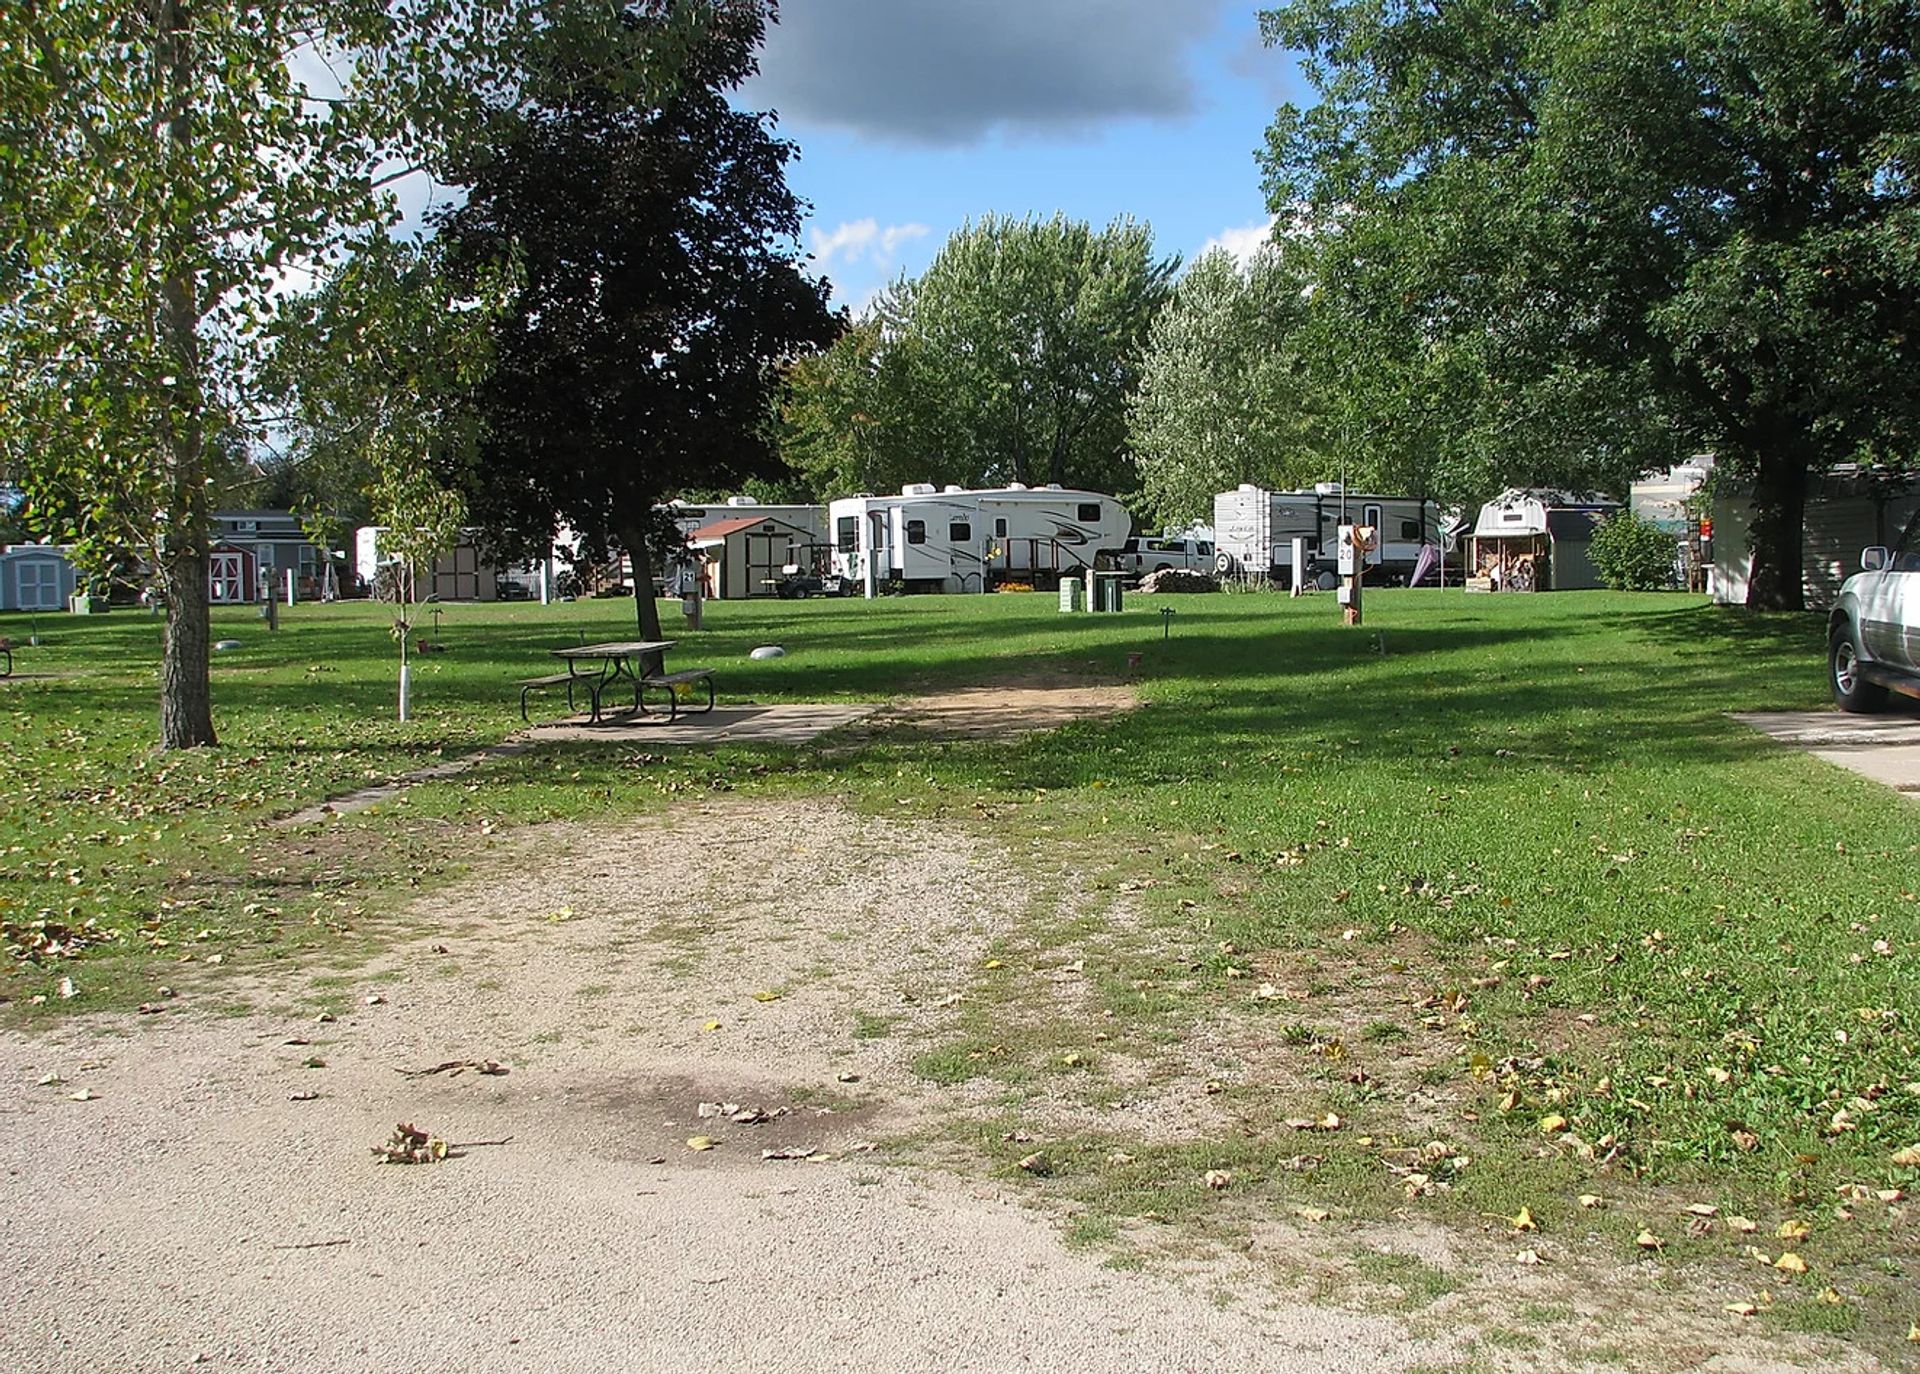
[
  {"xmin": 1114, "ymin": 535, "xmax": 1214, "ymax": 578},
  {"xmin": 1829, "ymin": 509, "xmax": 1920, "ymax": 711}
]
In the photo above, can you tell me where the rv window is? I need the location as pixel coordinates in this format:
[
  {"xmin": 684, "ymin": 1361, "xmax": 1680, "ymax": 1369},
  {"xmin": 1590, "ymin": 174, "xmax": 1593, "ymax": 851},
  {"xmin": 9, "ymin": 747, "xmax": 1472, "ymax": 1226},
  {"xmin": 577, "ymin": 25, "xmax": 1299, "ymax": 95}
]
[
  {"xmin": 836, "ymin": 516, "xmax": 857, "ymax": 552},
  {"xmin": 994, "ymin": 518, "xmax": 1008, "ymax": 538},
  {"xmin": 1401, "ymin": 520, "xmax": 1422, "ymax": 540},
  {"xmin": 949, "ymin": 520, "xmax": 971, "ymax": 542},
  {"xmin": 906, "ymin": 519, "xmax": 927, "ymax": 545},
  {"xmin": 1077, "ymin": 503, "xmax": 1101, "ymax": 523}
]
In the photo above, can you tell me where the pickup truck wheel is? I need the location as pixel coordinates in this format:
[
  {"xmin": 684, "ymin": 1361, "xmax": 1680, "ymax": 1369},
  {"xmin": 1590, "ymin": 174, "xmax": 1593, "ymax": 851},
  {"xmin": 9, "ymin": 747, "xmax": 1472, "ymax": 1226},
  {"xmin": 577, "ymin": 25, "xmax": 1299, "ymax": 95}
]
[{"xmin": 1831, "ymin": 623, "xmax": 1889, "ymax": 713}]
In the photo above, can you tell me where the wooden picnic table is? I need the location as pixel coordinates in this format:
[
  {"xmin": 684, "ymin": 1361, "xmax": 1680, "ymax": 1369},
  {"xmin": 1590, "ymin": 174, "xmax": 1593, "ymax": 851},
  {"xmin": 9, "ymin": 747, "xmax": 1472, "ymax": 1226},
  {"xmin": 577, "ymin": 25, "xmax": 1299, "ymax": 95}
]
[{"xmin": 550, "ymin": 640, "xmax": 676, "ymax": 722}]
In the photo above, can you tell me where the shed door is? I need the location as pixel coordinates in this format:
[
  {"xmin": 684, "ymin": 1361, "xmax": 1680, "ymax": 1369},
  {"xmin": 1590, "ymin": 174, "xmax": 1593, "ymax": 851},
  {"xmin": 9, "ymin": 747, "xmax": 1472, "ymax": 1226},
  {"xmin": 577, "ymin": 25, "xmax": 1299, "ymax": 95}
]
[
  {"xmin": 745, "ymin": 533, "xmax": 786, "ymax": 595},
  {"xmin": 17, "ymin": 560, "xmax": 61, "ymax": 610},
  {"xmin": 209, "ymin": 552, "xmax": 247, "ymax": 603}
]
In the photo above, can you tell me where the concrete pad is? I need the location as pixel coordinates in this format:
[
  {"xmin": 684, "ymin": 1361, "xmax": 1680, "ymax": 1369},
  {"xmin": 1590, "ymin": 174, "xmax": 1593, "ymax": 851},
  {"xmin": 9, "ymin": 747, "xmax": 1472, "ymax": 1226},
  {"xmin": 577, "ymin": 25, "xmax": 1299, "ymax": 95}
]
[
  {"xmin": 524, "ymin": 702, "xmax": 878, "ymax": 747},
  {"xmin": 1733, "ymin": 709, "xmax": 1920, "ymax": 794}
]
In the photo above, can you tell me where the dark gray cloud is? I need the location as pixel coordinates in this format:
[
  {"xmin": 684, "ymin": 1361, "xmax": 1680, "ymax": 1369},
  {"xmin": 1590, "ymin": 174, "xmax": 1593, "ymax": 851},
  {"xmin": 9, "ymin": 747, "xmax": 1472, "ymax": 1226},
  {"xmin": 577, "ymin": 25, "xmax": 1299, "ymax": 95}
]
[{"xmin": 748, "ymin": 1, "xmax": 1231, "ymax": 144}]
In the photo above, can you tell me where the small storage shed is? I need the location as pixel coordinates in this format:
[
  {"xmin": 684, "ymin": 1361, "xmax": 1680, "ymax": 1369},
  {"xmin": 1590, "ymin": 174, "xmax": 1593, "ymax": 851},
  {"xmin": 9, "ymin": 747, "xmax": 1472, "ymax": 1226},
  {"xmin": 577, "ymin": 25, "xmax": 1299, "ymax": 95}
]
[
  {"xmin": 0, "ymin": 544, "xmax": 80, "ymax": 612},
  {"xmin": 1710, "ymin": 469, "xmax": 1919, "ymax": 610},
  {"xmin": 688, "ymin": 515, "xmax": 817, "ymax": 599},
  {"xmin": 1467, "ymin": 490, "xmax": 1621, "ymax": 592}
]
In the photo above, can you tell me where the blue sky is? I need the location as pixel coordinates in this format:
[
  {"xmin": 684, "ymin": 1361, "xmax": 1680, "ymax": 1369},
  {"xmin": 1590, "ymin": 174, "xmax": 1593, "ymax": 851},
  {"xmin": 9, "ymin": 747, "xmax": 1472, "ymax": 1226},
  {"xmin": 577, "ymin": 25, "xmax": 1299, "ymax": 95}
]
[{"xmin": 741, "ymin": 2, "xmax": 1308, "ymax": 311}]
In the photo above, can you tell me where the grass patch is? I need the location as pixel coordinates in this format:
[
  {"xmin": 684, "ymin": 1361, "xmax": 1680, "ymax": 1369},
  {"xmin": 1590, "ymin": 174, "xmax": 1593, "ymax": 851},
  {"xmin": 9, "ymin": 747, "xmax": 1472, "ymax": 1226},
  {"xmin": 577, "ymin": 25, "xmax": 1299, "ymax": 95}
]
[
  {"xmin": 1351, "ymin": 1248, "xmax": 1460, "ymax": 1307},
  {"xmin": 8, "ymin": 590, "xmax": 1920, "ymax": 1360}
]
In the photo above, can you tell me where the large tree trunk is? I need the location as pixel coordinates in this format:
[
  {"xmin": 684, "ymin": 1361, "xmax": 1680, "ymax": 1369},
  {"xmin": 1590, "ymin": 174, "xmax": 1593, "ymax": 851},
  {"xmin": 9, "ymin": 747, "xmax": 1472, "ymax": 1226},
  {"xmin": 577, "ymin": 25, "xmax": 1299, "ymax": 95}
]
[
  {"xmin": 155, "ymin": 0, "xmax": 216, "ymax": 749},
  {"xmin": 159, "ymin": 545, "xmax": 216, "ymax": 748},
  {"xmin": 623, "ymin": 528, "xmax": 668, "ymax": 675},
  {"xmin": 1744, "ymin": 446, "xmax": 1808, "ymax": 612}
]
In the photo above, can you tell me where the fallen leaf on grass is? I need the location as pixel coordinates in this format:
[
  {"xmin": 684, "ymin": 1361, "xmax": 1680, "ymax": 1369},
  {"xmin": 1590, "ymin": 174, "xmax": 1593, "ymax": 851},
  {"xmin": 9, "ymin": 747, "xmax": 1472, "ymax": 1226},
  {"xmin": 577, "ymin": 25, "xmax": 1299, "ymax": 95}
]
[
  {"xmin": 1724, "ymin": 1302, "xmax": 1759, "ymax": 1317},
  {"xmin": 1636, "ymin": 1230, "xmax": 1664, "ymax": 1251},
  {"xmin": 1578, "ymin": 1194, "xmax": 1606, "ymax": 1209},
  {"xmin": 1538, "ymin": 1114, "xmax": 1569, "ymax": 1134},
  {"xmin": 1774, "ymin": 1252, "xmax": 1808, "ymax": 1275},
  {"xmin": 1776, "ymin": 1219, "xmax": 1810, "ymax": 1241},
  {"xmin": 1890, "ymin": 1144, "xmax": 1920, "ymax": 1167},
  {"xmin": 1511, "ymin": 1207, "xmax": 1537, "ymax": 1232},
  {"xmin": 1514, "ymin": 1249, "xmax": 1543, "ymax": 1266},
  {"xmin": 1683, "ymin": 1203, "xmax": 1719, "ymax": 1217},
  {"xmin": 1205, "ymin": 1169, "xmax": 1232, "ymax": 1190},
  {"xmin": 1061, "ymin": 1053, "xmax": 1084, "ymax": 1068},
  {"xmin": 1816, "ymin": 1288, "xmax": 1845, "ymax": 1306},
  {"xmin": 1017, "ymin": 1152, "xmax": 1051, "ymax": 1176},
  {"xmin": 57, "ymin": 977, "xmax": 77, "ymax": 1000},
  {"xmin": 1727, "ymin": 1215, "xmax": 1757, "ymax": 1233},
  {"xmin": 1295, "ymin": 1207, "xmax": 1330, "ymax": 1223}
]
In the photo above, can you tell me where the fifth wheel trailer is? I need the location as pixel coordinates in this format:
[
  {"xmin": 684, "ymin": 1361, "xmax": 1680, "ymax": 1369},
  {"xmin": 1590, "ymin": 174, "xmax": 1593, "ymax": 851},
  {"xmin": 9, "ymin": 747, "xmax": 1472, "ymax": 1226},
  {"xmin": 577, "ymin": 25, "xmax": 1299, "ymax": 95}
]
[
  {"xmin": 1213, "ymin": 484, "xmax": 1453, "ymax": 587},
  {"xmin": 829, "ymin": 484, "xmax": 1131, "ymax": 595}
]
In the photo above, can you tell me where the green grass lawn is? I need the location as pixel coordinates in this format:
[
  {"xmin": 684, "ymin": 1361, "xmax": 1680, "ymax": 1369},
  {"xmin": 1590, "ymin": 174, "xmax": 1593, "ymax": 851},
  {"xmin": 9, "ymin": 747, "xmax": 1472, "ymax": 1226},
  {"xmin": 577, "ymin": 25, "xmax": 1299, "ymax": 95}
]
[{"xmin": 5, "ymin": 586, "xmax": 1917, "ymax": 1349}]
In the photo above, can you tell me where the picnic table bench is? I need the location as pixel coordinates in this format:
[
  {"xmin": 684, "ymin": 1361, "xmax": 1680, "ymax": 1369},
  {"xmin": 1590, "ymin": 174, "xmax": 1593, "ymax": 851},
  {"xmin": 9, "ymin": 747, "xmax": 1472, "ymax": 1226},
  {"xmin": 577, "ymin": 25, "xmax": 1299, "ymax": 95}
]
[
  {"xmin": 518, "ymin": 640, "xmax": 715, "ymax": 724},
  {"xmin": 637, "ymin": 666, "xmax": 717, "ymax": 722}
]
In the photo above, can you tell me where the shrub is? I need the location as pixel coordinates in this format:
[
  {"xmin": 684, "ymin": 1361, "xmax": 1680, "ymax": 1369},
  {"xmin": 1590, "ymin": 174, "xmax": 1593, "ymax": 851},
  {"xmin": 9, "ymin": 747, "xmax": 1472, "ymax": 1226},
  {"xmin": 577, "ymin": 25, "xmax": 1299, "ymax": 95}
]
[{"xmin": 1589, "ymin": 511, "xmax": 1680, "ymax": 591}]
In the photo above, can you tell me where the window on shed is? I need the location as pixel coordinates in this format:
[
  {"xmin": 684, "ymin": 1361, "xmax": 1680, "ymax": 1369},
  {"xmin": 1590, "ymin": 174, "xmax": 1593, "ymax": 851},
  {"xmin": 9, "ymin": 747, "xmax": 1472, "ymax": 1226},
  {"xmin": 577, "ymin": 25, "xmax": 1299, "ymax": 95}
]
[
  {"xmin": 906, "ymin": 519, "xmax": 927, "ymax": 545},
  {"xmin": 949, "ymin": 520, "xmax": 971, "ymax": 542},
  {"xmin": 1076, "ymin": 503, "xmax": 1101, "ymax": 522},
  {"xmin": 836, "ymin": 516, "xmax": 857, "ymax": 552}
]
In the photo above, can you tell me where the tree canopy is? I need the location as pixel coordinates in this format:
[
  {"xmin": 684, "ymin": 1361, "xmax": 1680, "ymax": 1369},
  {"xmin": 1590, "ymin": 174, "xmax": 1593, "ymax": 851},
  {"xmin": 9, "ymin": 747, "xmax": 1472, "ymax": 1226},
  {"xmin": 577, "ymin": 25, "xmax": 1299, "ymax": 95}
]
[
  {"xmin": 436, "ymin": 0, "xmax": 838, "ymax": 639},
  {"xmin": 782, "ymin": 214, "xmax": 1176, "ymax": 499},
  {"xmin": 1127, "ymin": 246, "xmax": 1318, "ymax": 527},
  {"xmin": 1259, "ymin": 0, "xmax": 1920, "ymax": 608}
]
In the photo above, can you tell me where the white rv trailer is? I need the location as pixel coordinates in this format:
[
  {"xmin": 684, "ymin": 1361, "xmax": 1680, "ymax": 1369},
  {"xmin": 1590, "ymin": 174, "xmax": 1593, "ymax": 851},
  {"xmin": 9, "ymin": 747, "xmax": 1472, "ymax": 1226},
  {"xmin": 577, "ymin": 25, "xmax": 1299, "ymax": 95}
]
[
  {"xmin": 1213, "ymin": 484, "xmax": 1451, "ymax": 587},
  {"xmin": 663, "ymin": 497, "xmax": 827, "ymax": 544},
  {"xmin": 829, "ymin": 483, "xmax": 1132, "ymax": 596}
]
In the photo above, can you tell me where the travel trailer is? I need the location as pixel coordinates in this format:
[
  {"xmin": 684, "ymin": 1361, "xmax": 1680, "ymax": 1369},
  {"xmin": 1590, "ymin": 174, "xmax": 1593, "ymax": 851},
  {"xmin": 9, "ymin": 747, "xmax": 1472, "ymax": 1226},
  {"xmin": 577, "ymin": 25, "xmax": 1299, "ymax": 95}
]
[
  {"xmin": 828, "ymin": 483, "xmax": 1132, "ymax": 595},
  {"xmin": 663, "ymin": 497, "xmax": 827, "ymax": 544},
  {"xmin": 1213, "ymin": 484, "xmax": 1452, "ymax": 587}
]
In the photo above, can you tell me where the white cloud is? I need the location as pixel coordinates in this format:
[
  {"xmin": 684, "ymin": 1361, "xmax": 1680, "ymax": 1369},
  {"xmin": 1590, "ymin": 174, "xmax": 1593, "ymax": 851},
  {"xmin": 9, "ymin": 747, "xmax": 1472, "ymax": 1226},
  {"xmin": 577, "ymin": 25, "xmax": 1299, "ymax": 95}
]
[
  {"xmin": 1198, "ymin": 219, "xmax": 1277, "ymax": 266},
  {"xmin": 809, "ymin": 218, "xmax": 930, "ymax": 269}
]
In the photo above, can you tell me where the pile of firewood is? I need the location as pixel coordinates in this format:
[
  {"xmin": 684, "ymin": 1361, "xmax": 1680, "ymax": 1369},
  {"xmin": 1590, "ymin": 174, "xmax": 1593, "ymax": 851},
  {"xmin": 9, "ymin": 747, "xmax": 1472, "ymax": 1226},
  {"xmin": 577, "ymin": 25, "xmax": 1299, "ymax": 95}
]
[{"xmin": 1136, "ymin": 568, "xmax": 1219, "ymax": 594}]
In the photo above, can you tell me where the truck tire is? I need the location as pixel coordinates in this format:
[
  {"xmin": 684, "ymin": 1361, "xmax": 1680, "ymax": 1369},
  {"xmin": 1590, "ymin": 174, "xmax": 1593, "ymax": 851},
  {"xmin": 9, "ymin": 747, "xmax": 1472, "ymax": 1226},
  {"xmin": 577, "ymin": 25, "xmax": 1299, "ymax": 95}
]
[{"xmin": 1831, "ymin": 622, "xmax": 1889, "ymax": 713}]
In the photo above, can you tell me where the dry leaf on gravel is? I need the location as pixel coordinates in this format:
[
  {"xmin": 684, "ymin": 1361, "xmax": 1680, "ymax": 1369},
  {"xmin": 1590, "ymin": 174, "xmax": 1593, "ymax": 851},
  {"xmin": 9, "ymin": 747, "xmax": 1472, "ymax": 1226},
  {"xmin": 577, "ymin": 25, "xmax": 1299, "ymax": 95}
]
[
  {"xmin": 372, "ymin": 1123, "xmax": 448, "ymax": 1165},
  {"xmin": 686, "ymin": 1136, "xmax": 717, "ymax": 1152}
]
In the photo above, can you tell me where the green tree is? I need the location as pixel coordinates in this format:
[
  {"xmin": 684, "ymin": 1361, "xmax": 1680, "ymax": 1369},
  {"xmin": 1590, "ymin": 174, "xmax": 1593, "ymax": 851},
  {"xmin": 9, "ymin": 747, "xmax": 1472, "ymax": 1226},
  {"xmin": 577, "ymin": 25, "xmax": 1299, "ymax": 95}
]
[
  {"xmin": 1589, "ymin": 510, "xmax": 1681, "ymax": 591},
  {"xmin": 1259, "ymin": 0, "xmax": 1920, "ymax": 609},
  {"xmin": 1127, "ymin": 247, "xmax": 1318, "ymax": 526},
  {"xmin": 436, "ymin": 0, "xmax": 839, "ymax": 645},
  {"xmin": 777, "ymin": 310, "xmax": 936, "ymax": 499},
  {"xmin": 899, "ymin": 215, "xmax": 1177, "ymax": 493},
  {"xmin": 0, "ymin": 1, "xmax": 706, "ymax": 747}
]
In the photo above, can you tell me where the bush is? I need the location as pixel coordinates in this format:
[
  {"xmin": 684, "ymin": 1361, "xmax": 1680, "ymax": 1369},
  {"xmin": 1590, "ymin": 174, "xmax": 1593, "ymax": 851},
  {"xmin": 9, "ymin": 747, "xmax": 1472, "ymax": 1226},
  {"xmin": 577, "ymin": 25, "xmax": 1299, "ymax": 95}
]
[{"xmin": 1589, "ymin": 511, "xmax": 1680, "ymax": 591}]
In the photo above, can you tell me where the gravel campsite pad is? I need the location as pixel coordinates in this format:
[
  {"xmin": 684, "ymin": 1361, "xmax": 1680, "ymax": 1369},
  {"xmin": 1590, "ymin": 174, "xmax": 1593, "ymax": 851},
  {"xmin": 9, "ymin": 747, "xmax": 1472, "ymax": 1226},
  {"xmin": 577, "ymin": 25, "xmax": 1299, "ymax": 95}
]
[
  {"xmin": 1, "ymin": 800, "xmax": 1416, "ymax": 1373},
  {"xmin": 0, "ymin": 798, "xmax": 1893, "ymax": 1372}
]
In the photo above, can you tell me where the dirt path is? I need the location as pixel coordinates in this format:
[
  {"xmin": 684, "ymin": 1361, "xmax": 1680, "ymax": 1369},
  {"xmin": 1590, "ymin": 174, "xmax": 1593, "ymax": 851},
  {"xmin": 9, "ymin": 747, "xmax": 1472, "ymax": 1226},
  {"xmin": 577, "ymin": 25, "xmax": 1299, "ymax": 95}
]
[{"xmin": 1, "ymin": 800, "xmax": 1425, "ymax": 1374}]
